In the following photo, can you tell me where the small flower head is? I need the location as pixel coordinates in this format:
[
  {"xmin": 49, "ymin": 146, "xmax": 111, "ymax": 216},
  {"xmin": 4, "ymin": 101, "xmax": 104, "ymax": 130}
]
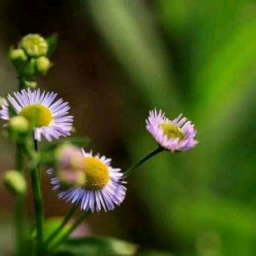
[
  {"xmin": 24, "ymin": 81, "xmax": 37, "ymax": 88},
  {"xmin": 3, "ymin": 170, "xmax": 27, "ymax": 196},
  {"xmin": 35, "ymin": 56, "xmax": 52, "ymax": 75},
  {"xmin": 0, "ymin": 89, "xmax": 73, "ymax": 141},
  {"xmin": 20, "ymin": 34, "xmax": 48, "ymax": 57},
  {"xmin": 48, "ymin": 149, "xmax": 127, "ymax": 212},
  {"xmin": 55, "ymin": 144, "xmax": 84, "ymax": 170},
  {"xmin": 54, "ymin": 144, "xmax": 86, "ymax": 188},
  {"xmin": 146, "ymin": 110, "xmax": 198, "ymax": 152},
  {"xmin": 9, "ymin": 116, "xmax": 29, "ymax": 134},
  {"xmin": 9, "ymin": 48, "xmax": 28, "ymax": 63}
]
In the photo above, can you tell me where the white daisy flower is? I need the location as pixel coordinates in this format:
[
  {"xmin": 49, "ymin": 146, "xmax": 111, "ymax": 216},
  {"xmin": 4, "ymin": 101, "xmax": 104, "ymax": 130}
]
[
  {"xmin": 0, "ymin": 89, "xmax": 73, "ymax": 141},
  {"xmin": 146, "ymin": 109, "xmax": 198, "ymax": 152},
  {"xmin": 48, "ymin": 149, "xmax": 127, "ymax": 212}
]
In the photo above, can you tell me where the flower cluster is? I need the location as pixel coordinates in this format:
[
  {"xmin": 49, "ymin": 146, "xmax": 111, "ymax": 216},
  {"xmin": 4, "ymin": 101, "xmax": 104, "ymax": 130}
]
[{"xmin": 1, "ymin": 34, "xmax": 198, "ymax": 215}]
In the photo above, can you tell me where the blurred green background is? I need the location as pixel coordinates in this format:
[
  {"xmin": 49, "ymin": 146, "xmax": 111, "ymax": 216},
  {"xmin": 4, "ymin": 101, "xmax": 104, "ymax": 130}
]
[{"xmin": 0, "ymin": 0, "xmax": 256, "ymax": 255}]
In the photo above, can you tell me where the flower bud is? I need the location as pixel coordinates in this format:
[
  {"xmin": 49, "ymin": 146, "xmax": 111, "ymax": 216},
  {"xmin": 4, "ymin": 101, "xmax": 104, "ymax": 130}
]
[
  {"xmin": 55, "ymin": 144, "xmax": 85, "ymax": 189},
  {"xmin": 3, "ymin": 170, "xmax": 27, "ymax": 196},
  {"xmin": 55, "ymin": 144, "xmax": 84, "ymax": 170},
  {"xmin": 35, "ymin": 56, "xmax": 52, "ymax": 75},
  {"xmin": 58, "ymin": 169, "xmax": 86, "ymax": 189},
  {"xmin": 20, "ymin": 34, "xmax": 48, "ymax": 57},
  {"xmin": 9, "ymin": 48, "xmax": 28, "ymax": 63},
  {"xmin": 24, "ymin": 81, "xmax": 37, "ymax": 88},
  {"xmin": 9, "ymin": 116, "xmax": 29, "ymax": 134}
]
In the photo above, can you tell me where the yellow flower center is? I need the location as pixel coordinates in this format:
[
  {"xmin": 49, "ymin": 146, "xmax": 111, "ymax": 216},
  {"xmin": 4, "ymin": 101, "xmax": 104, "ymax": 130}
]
[
  {"xmin": 19, "ymin": 104, "xmax": 52, "ymax": 127},
  {"xmin": 83, "ymin": 157, "xmax": 110, "ymax": 190},
  {"xmin": 159, "ymin": 123, "xmax": 184, "ymax": 139}
]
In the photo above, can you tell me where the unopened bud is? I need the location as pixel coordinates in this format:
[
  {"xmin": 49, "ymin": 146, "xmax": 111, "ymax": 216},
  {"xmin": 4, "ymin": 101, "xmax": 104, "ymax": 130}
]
[
  {"xmin": 9, "ymin": 48, "xmax": 28, "ymax": 63},
  {"xmin": 3, "ymin": 170, "xmax": 26, "ymax": 196},
  {"xmin": 55, "ymin": 144, "xmax": 84, "ymax": 170},
  {"xmin": 20, "ymin": 34, "xmax": 48, "ymax": 57},
  {"xmin": 58, "ymin": 169, "xmax": 86, "ymax": 189},
  {"xmin": 35, "ymin": 56, "xmax": 52, "ymax": 75},
  {"xmin": 9, "ymin": 116, "xmax": 29, "ymax": 134},
  {"xmin": 24, "ymin": 81, "xmax": 37, "ymax": 88}
]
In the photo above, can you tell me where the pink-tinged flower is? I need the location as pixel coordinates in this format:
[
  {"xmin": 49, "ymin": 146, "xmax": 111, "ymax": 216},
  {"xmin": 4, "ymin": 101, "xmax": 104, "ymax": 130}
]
[
  {"xmin": 146, "ymin": 110, "xmax": 198, "ymax": 152},
  {"xmin": 0, "ymin": 89, "xmax": 73, "ymax": 141},
  {"xmin": 48, "ymin": 149, "xmax": 127, "ymax": 212}
]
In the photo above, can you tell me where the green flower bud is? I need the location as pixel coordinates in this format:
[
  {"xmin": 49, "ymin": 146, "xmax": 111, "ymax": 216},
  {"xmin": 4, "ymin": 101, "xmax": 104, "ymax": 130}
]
[
  {"xmin": 3, "ymin": 170, "xmax": 27, "ymax": 196},
  {"xmin": 9, "ymin": 48, "xmax": 28, "ymax": 63},
  {"xmin": 35, "ymin": 56, "xmax": 52, "ymax": 75},
  {"xmin": 24, "ymin": 81, "xmax": 37, "ymax": 88},
  {"xmin": 9, "ymin": 116, "xmax": 29, "ymax": 134},
  {"xmin": 20, "ymin": 34, "xmax": 48, "ymax": 57}
]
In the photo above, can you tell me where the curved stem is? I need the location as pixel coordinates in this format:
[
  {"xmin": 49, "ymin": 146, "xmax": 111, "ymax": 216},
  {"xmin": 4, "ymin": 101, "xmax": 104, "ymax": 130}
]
[
  {"xmin": 31, "ymin": 139, "xmax": 44, "ymax": 255},
  {"xmin": 124, "ymin": 146, "xmax": 164, "ymax": 178},
  {"xmin": 44, "ymin": 204, "xmax": 79, "ymax": 246},
  {"xmin": 48, "ymin": 211, "xmax": 91, "ymax": 251}
]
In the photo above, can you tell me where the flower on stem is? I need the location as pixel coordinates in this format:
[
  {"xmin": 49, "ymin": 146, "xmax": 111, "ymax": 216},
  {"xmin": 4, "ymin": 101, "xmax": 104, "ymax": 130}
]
[
  {"xmin": 3, "ymin": 170, "xmax": 27, "ymax": 196},
  {"xmin": 9, "ymin": 48, "xmax": 28, "ymax": 63},
  {"xmin": 9, "ymin": 116, "xmax": 29, "ymax": 134},
  {"xmin": 146, "ymin": 109, "xmax": 198, "ymax": 152},
  {"xmin": 48, "ymin": 149, "xmax": 127, "ymax": 212},
  {"xmin": 19, "ymin": 34, "xmax": 48, "ymax": 58},
  {"xmin": 0, "ymin": 89, "xmax": 73, "ymax": 141},
  {"xmin": 35, "ymin": 56, "xmax": 52, "ymax": 75},
  {"xmin": 55, "ymin": 144, "xmax": 86, "ymax": 188}
]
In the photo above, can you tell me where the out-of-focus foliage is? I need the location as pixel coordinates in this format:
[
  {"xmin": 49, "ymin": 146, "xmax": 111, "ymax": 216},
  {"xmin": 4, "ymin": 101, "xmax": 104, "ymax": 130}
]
[{"xmin": 88, "ymin": 0, "xmax": 256, "ymax": 255}]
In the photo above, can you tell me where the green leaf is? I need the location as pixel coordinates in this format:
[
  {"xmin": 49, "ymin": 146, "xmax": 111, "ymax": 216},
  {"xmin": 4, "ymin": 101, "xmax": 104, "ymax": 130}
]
[
  {"xmin": 54, "ymin": 236, "xmax": 139, "ymax": 256},
  {"xmin": 44, "ymin": 218, "xmax": 73, "ymax": 246},
  {"xmin": 47, "ymin": 33, "xmax": 58, "ymax": 58}
]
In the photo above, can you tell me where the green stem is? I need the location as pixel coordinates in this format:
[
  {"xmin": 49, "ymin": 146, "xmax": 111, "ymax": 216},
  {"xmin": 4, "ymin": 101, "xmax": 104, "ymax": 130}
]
[
  {"xmin": 48, "ymin": 211, "xmax": 91, "ymax": 251},
  {"xmin": 18, "ymin": 76, "xmax": 25, "ymax": 90},
  {"xmin": 44, "ymin": 204, "xmax": 79, "ymax": 246},
  {"xmin": 15, "ymin": 75, "xmax": 26, "ymax": 256},
  {"xmin": 124, "ymin": 146, "xmax": 164, "ymax": 178},
  {"xmin": 31, "ymin": 139, "xmax": 44, "ymax": 255},
  {"xmin": 15, "ymin": 144, "xmax": 26, "ymax": 256}
]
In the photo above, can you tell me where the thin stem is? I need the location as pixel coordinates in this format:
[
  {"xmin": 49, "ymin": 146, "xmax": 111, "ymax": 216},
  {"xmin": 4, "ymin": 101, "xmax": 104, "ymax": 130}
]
[
  {"xmin": 15, "ymin": 144, "xmax": 26, "ymax": 256},
  {"xmin": 48, "ymin": 211, "xmax": 91, "ymax": 251},
  {"xmin": 31, "ymin": 139, "xmax": 44, "ymax": 255},
  {"xmin": 44, "ymin": 204, "xmax": 79, "ymax": 246},
  {"xmin": 18, "ymin": 76, "xmax": 25, "ymax": 90},
  {"xmin": 124, "ymin": 146, "xmax": 164, "ymax": 178},
  {"xmin": 15, "ymin": 76, "xmax": 26, "ymax": 256}
]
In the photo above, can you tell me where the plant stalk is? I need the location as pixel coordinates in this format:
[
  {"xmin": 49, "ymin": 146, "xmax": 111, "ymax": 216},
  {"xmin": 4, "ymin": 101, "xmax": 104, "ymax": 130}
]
[
  {"xmin": 44, "ymin": 204, "xmax": 79, "ymax": 247},
  {"xmin": 30, "ymin": 139, "xmax": 44, "ymax": 255},
  {"xmin": 15, "ymin": 144, "xmax": 26, "ymax": 256},
  {"xmin": 124, "ymin": 146, "xmax": 164, "ymax": 178},
  {"xmin": 48, "ymin": 211, "xmax": 91, "ymax": 251}
]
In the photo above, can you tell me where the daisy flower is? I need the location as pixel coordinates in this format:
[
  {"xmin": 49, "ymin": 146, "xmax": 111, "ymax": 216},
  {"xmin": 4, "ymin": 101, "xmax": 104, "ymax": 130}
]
[
  {"xmin": 48, "ymin": 149, "xmax": 126, "ymax": 212},
  {"xmin": 146, "ymin": 109, "xmax": 198, "ymax": 152},
  {"xmin": 0, "ymin": 89, "xmax": 73, "ymax": 141}
]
